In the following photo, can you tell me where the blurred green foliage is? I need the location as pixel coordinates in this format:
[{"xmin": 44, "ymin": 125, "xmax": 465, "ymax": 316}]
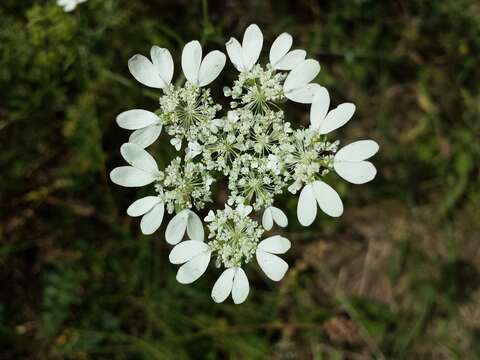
[{"xmin": 1, "ymin": 0, "xmax": 479, "ymax": 358}]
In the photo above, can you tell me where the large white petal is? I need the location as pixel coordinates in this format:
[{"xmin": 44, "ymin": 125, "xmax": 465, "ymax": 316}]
[
  {"xmin": 176, "ymin": 251, "xmax": 211, "ymax": 284},
  {"xmin": 273, "ymin": 49, "xmax": 306, "ymax": 71},
  {"xmin": 312, "ymin": 180, "xmax": 343, "ymax": 217},
  {"xmin": 129, "ymin": 124, "xmax": 162, "ymax": 148},
  {"xmin": 297, "ymin": 183, "xmax": 317, "ymax": 226},
  {"xmin": 242, "ymin": 24, "xmax": 263, "ymax": 71},
  {"xmin": 211, "ymin": 268, "xmax": 235, "ymax": 303},
  {"xmin": 120, "ymin": 143, "xmax": 159, "ymax": 173},
  {"xmin": 181, "ymin": 40, "xmax": 202, "ymax": 85},
  {"xmin": 284, "ymin": 59, "xmax": 320, "ymax": 92},
  {"xmin": 225, "ymin": 37, "xmax": 244, "ymax": 72},
  {"xmin": 169, "ymin": 240, "xmax": 210, "ymax": 264},
  {"xmin": 256, "ymin": 251, "xmax": 289, "ymax": 282},
  {"xmin": 127, "ymin": 196, "xmax": 161, "ymax": 217},
  {"xmin": 319, "ymin": 103, "xmax": 356, "ymax": 134},
  {"xmin": 285, "ymin": 83, "xmax": 323, "ymax": 104},
  {"xmin": 335, "ymin": 140, "xmax": 380, "ymax": 162},
  {"xmin": 198, "ymin": 50, "xmax": 226, "ymax": 87},
  {"xmin": 232, "ymin": 268, "xmax": 249, "ymax": 304},
  {"xmin": 116, "ymin": 109, "xmax": 159, "ymax": 130},
  {"xmin": 140, "ymin": 203, "xmax": 165, "ymax": 235},
  {"xmin": 258, "ymin": 235, "xmax": 291, "ymax": 254},
  {"xmin": 310, "ymin": 87, "xmax": 330, "ymax": 129},
  {"xmin": 128, "ymin": 54, "xmax": 166, "ymax": 88},
  {"xmin": 150, "ymin": 46, "xmax": 174, "ymax": 86},
  {"xmin": 271, "ymin": 207, "xmax": 288, "ymax": 228},
  {"xmin": 269, "ymin": 32, "xmax": 292, "ymax": 66},
  {"xmin": 262, "ymin": 208, "xmax": 274, "ymax": 230},
  {"xmin": 334, "ymin": 161, "xmax": 377, "ymax": 184},
  {"xmin": 165, "ymin": 210, "xmax": 189, "ymax": 245},
  {"xmin": 110, "ymin": 166, "xmax": 156, "ymax": 187},
  {"xmin": 186, "ymin": 211, "xmax": 204, "ymax": 242}
]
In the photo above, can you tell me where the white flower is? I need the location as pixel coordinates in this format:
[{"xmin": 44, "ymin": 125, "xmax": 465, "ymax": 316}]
[
  {"xmin": 310, "ymin": 87, "xmax": 356, "ymax": 134},
  {"xmin": 165, "ymin": 209, "xmax": 204, "ymax": 245},
  {"xmin": 116, "ymin": 109, "xmax": 162, "ymax": 148},
  {"xmin": 185, "ymin": 141, "xmax": 202, "ymax": 160},
  {"xmin": 334, "ymin": 140, "xmax": 379, "ymax": 184},
  {"xmin": 181, "ymin": 41, "xmax": 226, "ymax": 87},
  {"xmin": 262, "ymin": 206, "xmax": 288, "ymax": 230},
  {"xmin": 283, "ymin": 59, "xmax": 322, "ymax": 103},
  {"xmin": 110, "ymin": 143, "xmax": 160, "ymax": 187},
  {"xmin": 226, "ymin": 24, "xmax": 263, "ymax": 72},
  {"xmin": 256, "ymin": 235, "xmax": 291, "ymax": 281},
  {"xmin": 170, "ymin": 138, "xmax": 182, "ymax": 151},
  {"xmin": 127, "ymin": 196, "xmax": 165, "ymax": 235},
  {"xmin": 57, "ymin": 0, "xmax": 87, "ymax": 12},
  {"xmin": 211, "ymin": 267, "xmax": 249, "ymax": 304},
  {"xmin": 297, "ymin": 180, "xmax": 344, "ymax": 226},
  {"xmin": 169, "ymin": 240, "xmax": 212, "ymax": 284},
  {"xmin": 269, "ymin": 33, "xmax": 306, "ymax": 71},
  {"xmin": 128, "ymin": 46, "xmax": 174, "ymax": 89}
]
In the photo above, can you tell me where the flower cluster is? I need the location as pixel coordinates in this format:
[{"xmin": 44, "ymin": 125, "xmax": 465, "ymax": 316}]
[{"xmin": 110, "ymin": 24, "xmax": 379, "ymax": 304}]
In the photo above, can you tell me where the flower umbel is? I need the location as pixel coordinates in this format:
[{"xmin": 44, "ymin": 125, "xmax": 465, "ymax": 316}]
[{"xmin": 110, "ymin": 24, "xmax": 379, "ymax": 304}]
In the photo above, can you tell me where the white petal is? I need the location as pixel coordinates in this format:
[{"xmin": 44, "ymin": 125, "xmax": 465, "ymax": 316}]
[
  {"xmin": 129, "ymin": 124, "xmax": 162, "ymax": 148},
  {"xmin": 258, "ymin": 235, "xmax": 291, "ymax": 254},
  {"xmin": 198, "ymin": 51, "xmax": 226, "ymax": 87},
  {"xmin": 271, "ymin": 207, "xmax": 288, "ymax": 227},
  {"xmin": 116, "ymin": 109, "xmax": 159, "ymax": 130},
  {"xmin": 176, "ymin": 251, "xmax": 211, "ymax": 284},
  {"xmin": 186, "ymin": 211, "xmax": 204, "ymax": 242},
  {"xmin": 204, "ymin": 210, "xmax": 215, "ymax": 222},
  {"xmin": 165, "ymin": 210, "xmax": 189, "ymax": 245},
  {"xmin": 225, "ymin": 37, "xmax": 244, "ymax": 72},
  {"xmin": 128, "ymin": 54, "xmax": 166, "ymax": 88},
  {"xmin": 232, "ymin": 268, "xmax": 249, "ymax": 304},
  {"xmin": 150, "ymin": 46, "xmax": 174, "ymax": 86},
  {"xmin": 262, "ymin": 208, "xmax": 273, "ymax": 230},
  {"xmin": 140, "ymin": 203, "xmax": 165, "ymax": 235},
  {"xmin": 256, "ymin": 251, "xmax": 289, "ymax": 282},
  {"xmin": 319, "ymin": 103, "xmax": 356, "ymax": 134},
  {"xmin": 127, "ymin": 196, "xmax": 161, "ymax": 217},
  {"xmin": 170, "ymin": 138, "xmax": 182, "ymax": 151},
  {"xmin": 335, "ymin": 140, "xmax": 380, "ymax": 162},
  {"xmin": 120, "ymin": 143, "xmax": 159, "ymax": 173},
  {"xmin": 237, "ymin": 204, "xmax": 253, "ymax": 217},
  {"xmin": 310, "ymin": 87, "xmax": 330, "ymax": 129},
  {"xmin": 242, "ymin": 24, "xmax": 263, "ymax": 71},
  {"xmin": 269, "ymin": 32, "xmax": 292, "ymax": 66},
  {"xmin": 297, "ymin": 183, "xmax": 317, "ymax": 226},
  {"xmin": 284, "ymin": 59, "xmax": 320, "ymax": 92},
  {"xmin": 334, "ymin": 161, "xmax": 377, "ymax": 184},
  {"xmin": 312, "ymin": 180, "xmax": 343, "ymax": 217},
  {"xmin": 211, "ymin": 268, "xmax": 235, "ymax": 303},
  {"xmin": 181, "ymin": 40, "xmax": 202, "ymax": 85},
  {"xmin": 285, "ymin": 83, "xmax": 323, "ymax": 104},
  {"xmin": 273, "ymin": 49, "xmax": 306, "ymax": 70},
  {"xmin": 110, "ymin": 166, "xmax": 156, "ymax": 187},
  {"xmin": 169, "ymin": 240, "xmax": 210, "ymax": 264}
]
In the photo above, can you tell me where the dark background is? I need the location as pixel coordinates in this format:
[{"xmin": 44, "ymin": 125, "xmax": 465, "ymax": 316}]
[{"xmin": 1, "ymin": 0, "xmax": 479, "ymax": 358}]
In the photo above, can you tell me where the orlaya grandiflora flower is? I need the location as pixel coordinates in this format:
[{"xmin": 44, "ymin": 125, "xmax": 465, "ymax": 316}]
[
  {"xmin": 169, "ymin": 240, "xmax": 212, "ymax": 284},
  {"xmin": 283, "ymin": 59, "xmax": 322, "ymax": 104},
  {"xmin": 296, "ymin": 89, "xmax": 379, "ymax": 226},
  {"xmin": 110, "ymin": 142, "xmax": 161, "ymax": 187},
  {"xmin": 57, "ymin": 0, "xmax": 87, "ymax": 12},
  {"xmin": 116, "ymin": 109, "xmax": 162, "ymax": 148},
  {"xmin": 127, "ymin": 196, "xmax": 165, "ymax": 235},
  {"xmin": 269, "ymin": 33, "xmax": 306, "ymax": 71},
  {"xmin": 181, "ymin": 41, "xmax": 226, "ymax": 87},
  {"xmin": 226, "ymin": 24, "xmax": 263, "ymax": 72},
  {"xmin": 262, "ymin": 206, "xmax": 288, "ymax": 230},
  {"xmin": 256, "ymin": 235, "xmax": 291, "ymax": 281},
  {"xmin": 165, "ymin": 209, "xmax": 204, "ymax": 244},
  {"xmin": 128, "ymin": 46, "xmax": 174, "ymax": 89}
]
